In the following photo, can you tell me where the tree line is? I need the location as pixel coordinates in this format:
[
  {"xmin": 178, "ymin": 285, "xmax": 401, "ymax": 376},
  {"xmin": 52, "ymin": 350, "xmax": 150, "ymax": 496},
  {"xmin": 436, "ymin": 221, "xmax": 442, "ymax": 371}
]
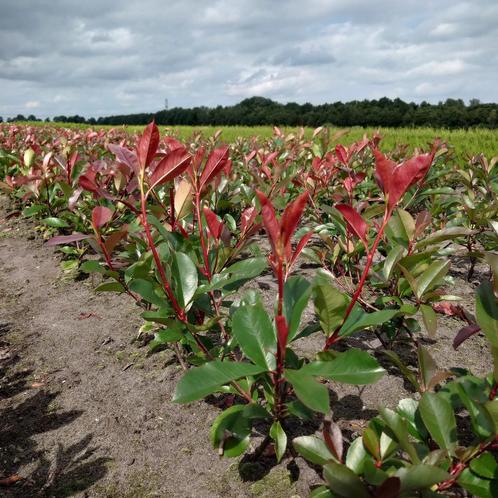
[{"xmin": 3, "ymin": 96, "xmax": 498, "ymax": 128}]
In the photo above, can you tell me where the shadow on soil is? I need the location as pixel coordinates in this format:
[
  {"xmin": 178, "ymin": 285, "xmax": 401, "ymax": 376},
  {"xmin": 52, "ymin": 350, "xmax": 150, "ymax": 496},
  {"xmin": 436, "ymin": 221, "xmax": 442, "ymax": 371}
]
[{"xmin": 0, "ymin": 325, "xmax": 110, "ymax": 497}]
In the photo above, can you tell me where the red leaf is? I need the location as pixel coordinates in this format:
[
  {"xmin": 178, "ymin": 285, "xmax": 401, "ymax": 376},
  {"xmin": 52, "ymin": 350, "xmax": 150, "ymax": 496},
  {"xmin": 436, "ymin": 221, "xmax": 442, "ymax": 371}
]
[
  {"xmin": 92, "ymin": 206, "xmax": 113, "ymax": 229},
  {"xmin": 199, "ymin": 146, "xmax": 229, "ymax": 190},
  {"xmin": 290, "ymin": 231, "xmax": 313, "ymax": 267},
  {"xmin": 373, "ymin": 148, "xmax": 395, "ymax": 195},
  {"xmin": 79, "ymin": 169, "xmax": 98, "ymax": 193},
  {"xmin": 335, "ymin": 144, "xmax": 348, "ymax": 165},
  {"xmin": 104, "ymin": 228, "xmax": 128, "ymax": 255},
  {"xmin": 280, "ymin": 191, "xmax": 309, "ymax": 249},
  {"xmin": 240, "ymin": 206, "xmax": 257, "ymax": 234},
  {"xmin": 108, "ymin": 144, "xmax": 139, "ymax": 175},
  {"xmin": 389, "ymin": 153, "xmax": 434, "ymax": 209},
  {"xmin": 453, "ymin": 324, "xmax": 480, "ymax": 350},
  {"xmin": 148, "ymin": 147, "xmax": 191, "ymax": 190},
  {"xmin": 415, "ymin": 210, "xmax": 431, "ymax": 238},
  {"xmin": 203, "ymin": 207, "xmax": 224, "ymax": 240},
  {"xmin": 336, "ymin": 204, "xmax": 369, "ymax": 248},
  {"xmin": 136, "ymin": 121, "xmax": 160, "ymax": 171},
  {"xmin": 256, "ymin": 190, "xmax": 280, "ymax": 255},
  {"xmin": 46, "ymin": 233, "xmax": 90, "ymax": 246}
]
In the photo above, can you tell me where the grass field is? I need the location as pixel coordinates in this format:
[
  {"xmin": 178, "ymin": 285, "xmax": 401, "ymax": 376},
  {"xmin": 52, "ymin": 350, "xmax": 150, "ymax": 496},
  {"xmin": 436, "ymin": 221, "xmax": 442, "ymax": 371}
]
[{"xmin": 9, "ymin": 121, "xmax": 498, "ymax": 158}]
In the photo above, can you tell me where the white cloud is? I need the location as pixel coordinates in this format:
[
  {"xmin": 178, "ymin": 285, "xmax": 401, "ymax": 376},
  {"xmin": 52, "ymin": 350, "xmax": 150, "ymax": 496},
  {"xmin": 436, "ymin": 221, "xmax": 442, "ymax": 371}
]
[
  {"xmin": 24, "ymin": 100, "xmax": 40, "ymax": 108},
  {"xmin": 0, "ymin": 0, "xmax": 497, "ymax": 119}
]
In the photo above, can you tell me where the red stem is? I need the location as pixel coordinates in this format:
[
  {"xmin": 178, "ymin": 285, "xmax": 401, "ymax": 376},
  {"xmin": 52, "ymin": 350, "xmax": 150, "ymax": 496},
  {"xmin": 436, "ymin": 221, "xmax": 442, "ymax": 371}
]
[
  {"xmin": 324, "ymin": 211, "xmax": 390, "ymax": 349},
  {"xmin": 140, "ymin": 187, "xmax": 186, "ymax": 322},
  {"xmin": 195, "ymin": 191, "xmax": 211, "ymax": 280}
]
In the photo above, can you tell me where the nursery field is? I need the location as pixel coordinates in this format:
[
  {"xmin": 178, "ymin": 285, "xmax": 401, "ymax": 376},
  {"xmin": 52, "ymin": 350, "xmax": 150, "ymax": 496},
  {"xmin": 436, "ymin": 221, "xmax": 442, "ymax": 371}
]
[
  {"xmin": 0, "ymin": 122, "xmax": 497, "ymax": 497},
  {"xmin": 19, "ymin": 121, "xmax": 498, "ymax": 158}
]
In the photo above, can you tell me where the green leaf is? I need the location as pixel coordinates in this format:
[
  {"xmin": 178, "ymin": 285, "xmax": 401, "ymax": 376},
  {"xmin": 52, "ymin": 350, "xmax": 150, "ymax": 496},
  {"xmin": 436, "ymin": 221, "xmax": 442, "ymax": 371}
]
[
  {"xmin": 313, "ymin": 283, "xmax": 349, "ymax": 335},
  {"xmin": 458, "ymin": 467, "xmax": 498, "ymax": 498},
  {"xmin": 470, "ymin": 452, "xmax": 498, "ymax": 479},
  {"xmin": 415, "ymin": 227, "xmax": 475, "ymax": 249},
  {"xmin": 148, "ymin": 326, "xmax": 184, "ymax": 352},
  {"xmin": 308, "ymin": 486, "xmax": 336, "ymax": 498},
  {"xmin": 383, "ymin": 246, "xmax": 405, "ymax": 281},
  {"xmin": 171, "ymin": 252, "xmax": 198, "ymax": 308},
  {"xmin": 209, "ymin": 405, "xmax": 251, "ymax": 458},
  {"xmin": 420, "ymin": 304, "xmax": 437, "ymax": 337},
  {"xmin": 415, "ymin": 260, "xmax": 450, "ymax": 300},
  {"xmin": 395, "ymin": 464, "xmax": 449, "ymax": 492},
  {"xmin": 419, "ymin": 392, "xmax": 457, "ymax": 455},
  {"xmin": 323, "ymin": 463, "xmax": 370, "ymax": 498},
  {"xmin": 129, "ymin": 278, "xmax": 166, "ymax": 307},
  {"xmin": 95, "ymin": 281, "xmax": 125, "ymax": 293},
  {"xmin": 141, "ymin": 307, "xmax": 174, "ymax": 325},
  {"xmin": 345, "ymin": 437, "xmax": 368, "ymax": 474},
  {"xmin": 22, "ymin": 203, "xmax": 45, "ymax": 217},
  {"xmin": 284, "ymin": 276, "xmax": 312, "ymax": 341},
  {"xmin": 232, "ymin": 301, "xmax": 276, "ymax": 370},
  {"xmin": 301, "ymin": 349, "xmax": 385, "ymax": 385},
  {"xmin": 417, "ymin": 345, "xmax": 438, "ymax": 390},
  {"xmin": 173, "ymin": 360, "xmax": 266, "ymax": 403},
  {"xmin": 284, "ymin": 369, "xmax": 329, "ymax": 414},
  {"xmin": 293, "ymin": 435, "xmax": 335, "ymax": 465},
  {"xmin": 41, "ymin": 216, "xmax": 69, "ymax": 228},
  {"xmin": 269, "ymin": 421, "xmax": 287, "ymax": 462},
  {"xmin": 79, "ymin": 260, "xmax": 105, "ymax": 273},
  {"xmin": 476, "ymin": 282, "xmax": 498, "ymax": 346},
  {"xmin": 379, "ymin": 407, "xmax": 420, "ymax": 463}
]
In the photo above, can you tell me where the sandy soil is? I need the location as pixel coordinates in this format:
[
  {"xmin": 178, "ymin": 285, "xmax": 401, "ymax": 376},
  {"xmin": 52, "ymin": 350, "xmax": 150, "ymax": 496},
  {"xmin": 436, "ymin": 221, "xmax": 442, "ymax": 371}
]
[{"xmin": 0, "ymin": 195, "xmax": 492, "ymax": 497}]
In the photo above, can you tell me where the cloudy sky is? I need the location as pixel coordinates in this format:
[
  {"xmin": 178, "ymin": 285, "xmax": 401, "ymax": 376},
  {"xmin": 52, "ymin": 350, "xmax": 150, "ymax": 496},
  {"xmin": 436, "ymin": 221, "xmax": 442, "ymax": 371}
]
[{"xmin": 1, "ymin": 0, "xmax": 497, "ymax": 119}]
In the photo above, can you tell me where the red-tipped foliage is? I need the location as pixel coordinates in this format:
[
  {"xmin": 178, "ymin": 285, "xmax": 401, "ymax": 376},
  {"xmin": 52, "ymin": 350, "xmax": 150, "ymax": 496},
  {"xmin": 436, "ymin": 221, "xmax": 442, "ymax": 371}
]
[
  {"xmin": 336, "ymin": 204, "xmax": 369, "ymax": 249},
  {"xmin": 136, "ymin": 121, "xmax": 160, "ymax": 172},
  {"xmin": 199, "ymin": 146, "xmax": 229, "ymax": 191},
  {"xmin": 203, "ymin": 207, "xmax": 224, "ymax": 240},
  {"xmin": 108, "ymin": 144, "xmax": 139, "ymax": 176},
  {"xmin": 373, "ymin": 147, "xmax": 436, "ymax": 211},
  {"xmin": 148, "ymin": 147, "xmax": 192, "ymax": 190},
  {"xmin": 256, "ymin": 190, "xmax": 280, "ymax": 255},
  {"xmin": 280, "ymin": 191, "xmax": 309, "ymax": 250},
  {"xmin": 92, "ymin": 206, "xmax": 113, "ymax": 229}
]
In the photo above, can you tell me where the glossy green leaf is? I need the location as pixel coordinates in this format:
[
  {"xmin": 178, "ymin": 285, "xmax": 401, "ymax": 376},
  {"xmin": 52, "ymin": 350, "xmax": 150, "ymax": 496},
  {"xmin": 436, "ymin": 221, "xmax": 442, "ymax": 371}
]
[
  {"xmin": 395, "ymin": 464, "xmax": 449, "ymax": 492},
  {"xmin": 420, "ymin": 304, "xmax": 437, "ymax": 337},
  {"xmin": 470, "ymin": 452, "xmax": 498, "ymax": 479},
  {"xmin": 340, "ymin": 306, "xmax": 412, "ymax": 338},
  {"xmin": 284, "ymin": 276, "xmax": 312, "ymax": 341},
  {"xmin": 383, "ymin": 246, "xmax": 405, "ymax": 281},
  {"xmin": 79, "ymin": 260, "xmax": 105, "ymax": 274},
  {"xmin": 313, "ymin": 283, "xmax": 349, "ymax": 335},
  {"xmin": 301, "ymin": 349, "xmax": 385, "ymax": 385},
  {"xmin": 458, "ymin": 467, "xmax": 498, "ymax": 498},
  {"xmin": 232, "ymin": 301, "xmax": 276, "ymax": 370},
  {"xmin": 415, "ymin": 227, "xmax": 474, "ymax": 249},
  {"xmin": 171, "ymin": 252, "xmax": 198, "ymax": 308},
  {"xmin": 415, "ymin": 260, "xmax": 450, "ymax": 300},
  {"xmin": 174, "ymin": 360, "xmax": 266, "ymax": 403},
  {"xmin": 308, "ymin": 486, "xmax": 336, "ymax": 498},
  {"xmin": 379, "ymin": 407, "xmax": 420, "ymax": 463},
  {"xmin": 148, "ymin": 326, "xmax": 184, "ymax": 352},
  {"xmin": 129, "ymin": 278, "xmax": 166, "ymax": 307},
  {"xmin": 345, "ymin": 437, "xmax": 368, "ymax": 474},
  {"xmin": 293, "ymin": 435, "xmax": 335, "ymax": 465},
  {"xmin": 95, "ymin": 281, "xmax": 125, "ymax": 293},
  {"xmin": 323, "ymin": 463, "xmax": 370, "ymax": 498},
  {"xmin": 284, "ymin": 369, "xmax": 330, "ymax": 414},
  {"xmin": 419, "ymin": 392, "xmax": 457, "ymax": 454},
  {"xmin": 209, "ymin": 405, "xmax": 251, "ymax": 458},
  {"xmin": 269, "ymin": 420, "xmax": 287, "ymax": 462},
  {"xmin": 41, "ymin": 216, "xmax": 69, "ymax": 228}
]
